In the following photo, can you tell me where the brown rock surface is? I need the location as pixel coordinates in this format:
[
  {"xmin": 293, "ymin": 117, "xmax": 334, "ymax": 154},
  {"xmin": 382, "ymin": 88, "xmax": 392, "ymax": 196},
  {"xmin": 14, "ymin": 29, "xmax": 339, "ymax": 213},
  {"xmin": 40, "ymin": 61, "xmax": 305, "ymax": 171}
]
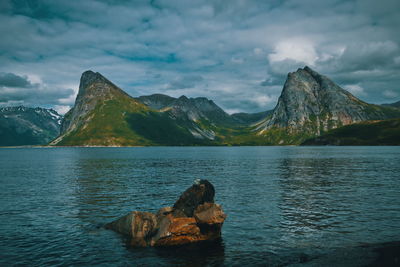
[
  {"xmin": 194, "ymin": 203, "xmax": 227, "ymax": 225},
  {"xmin": 105, "ymin": 180, "xmax": 226, "ymax": 247},
  {"xmin": 173, "ymin": 179, "xmax": 215, "ymax": 217},
  {"xmin": 105, "ymin": 211, "xmax": 157, "ymax": 247}
]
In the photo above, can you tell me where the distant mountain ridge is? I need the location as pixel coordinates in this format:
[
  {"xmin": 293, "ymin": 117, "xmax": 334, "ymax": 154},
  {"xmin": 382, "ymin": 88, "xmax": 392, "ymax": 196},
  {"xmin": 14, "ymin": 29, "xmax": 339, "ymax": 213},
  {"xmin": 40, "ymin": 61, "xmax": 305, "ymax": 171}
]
[
  {"xmin": 0, "ymin": 106, "xmax": 62, "ymax": 146},
  {"xmin": 136, "ymin": 94, "xmax": 262, "ymax": 126},
  {"xmin": 382, "ymin": 100, "xmax": 400, "ymax": 108},
  {"xmin": 4, "ymin": 66, "xmax": 399, "ymax": 146},
  {"xmin": 51, "ymin": 67, "xmax": 400, "ymax": 146}
]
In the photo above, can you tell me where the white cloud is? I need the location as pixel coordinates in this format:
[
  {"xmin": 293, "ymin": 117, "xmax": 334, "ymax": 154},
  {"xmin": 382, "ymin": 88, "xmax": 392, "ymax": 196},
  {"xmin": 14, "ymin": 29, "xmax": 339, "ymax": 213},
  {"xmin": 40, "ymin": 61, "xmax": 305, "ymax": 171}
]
[
  {"xmin": 1, "ymin": 0, "xmax": 400, "ymax": 113},
  {"xmin": 344, "ymin": 84, "xmax": 366, "ymax": 96},
  {"xmin": 224, "ymin": 108, "xmax": 243, "ymax": 114},
  {"xmin": 383, "ymin": 90, "xmax": 398, "ymax": 98},
  {"xmin": 268, "ymin": 38, "xmax": 318, "ymax": 65},
  {"xmin": 252, "ymin": 94, "xmax": 275, "ymax": 107},
  {"xmin": 53, "ymin": 105, "xmax": 71, "ymax": 115}
]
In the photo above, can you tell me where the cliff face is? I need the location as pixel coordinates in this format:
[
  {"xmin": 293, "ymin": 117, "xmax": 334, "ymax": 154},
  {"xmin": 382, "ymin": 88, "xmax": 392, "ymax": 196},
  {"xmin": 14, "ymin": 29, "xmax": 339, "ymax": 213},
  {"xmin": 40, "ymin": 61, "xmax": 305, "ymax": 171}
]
[
  {"xmin": 51, "ymin": 71, "xmax": 222, "ymax": 146},
  {"xmin": 59, "ymin": 70, "xmax": 133, "ymax": 135},
  {"xmin": 51, "ymin": 71, "xmax": 150, "ymax": 146},
  {"xmin": 0, "ymin": 106, "xmax": 61, "ymax": 146},
  {"xmin": 256, "ymin": 66, "xmax": 397, "ymax": 137}
]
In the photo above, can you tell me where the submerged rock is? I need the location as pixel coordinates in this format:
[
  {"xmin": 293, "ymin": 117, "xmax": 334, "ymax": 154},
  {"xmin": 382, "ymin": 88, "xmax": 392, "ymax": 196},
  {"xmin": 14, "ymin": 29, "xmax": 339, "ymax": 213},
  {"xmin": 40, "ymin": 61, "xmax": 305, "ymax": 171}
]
[{"xmin": 105, "ymin": 180, "xmax": 226, "ymax": 247}]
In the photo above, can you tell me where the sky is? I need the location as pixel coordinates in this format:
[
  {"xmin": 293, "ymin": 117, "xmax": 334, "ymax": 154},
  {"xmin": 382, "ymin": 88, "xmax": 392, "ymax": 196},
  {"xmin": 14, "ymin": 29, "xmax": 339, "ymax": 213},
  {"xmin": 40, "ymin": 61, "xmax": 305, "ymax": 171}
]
[{"xmin": 0, "ymin": 0, "xmax": 400, "ymax": 115}]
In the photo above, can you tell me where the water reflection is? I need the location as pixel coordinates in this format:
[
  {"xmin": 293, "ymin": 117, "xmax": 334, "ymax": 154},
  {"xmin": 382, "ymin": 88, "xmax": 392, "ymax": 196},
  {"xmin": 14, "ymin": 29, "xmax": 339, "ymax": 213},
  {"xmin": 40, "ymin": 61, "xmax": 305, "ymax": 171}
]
[
  {"xmin": 71, "ymin": 158, "xmax": 131, "ymax": 223},
  {"xmin": 277, "ymin": 154, "xmax": 359, "ymax": 249},
  {"xmin": 1, "ymin": 147, "xmax": 400, "ymax": 266}
]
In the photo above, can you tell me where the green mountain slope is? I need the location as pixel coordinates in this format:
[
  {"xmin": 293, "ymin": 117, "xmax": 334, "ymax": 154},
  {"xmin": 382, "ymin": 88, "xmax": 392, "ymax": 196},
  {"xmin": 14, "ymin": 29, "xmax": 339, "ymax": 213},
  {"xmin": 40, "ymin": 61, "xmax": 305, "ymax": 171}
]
[
  {"xmin": 301, "ymin": 118, "xmax": 400, "ymax": 145},
  {"xmin": 51, "ymin": 71, "xmax": 216, "ymax": 146},
  {"xmin": 51, "ymin": 71, "xmax": 154, "ymax": 146}
]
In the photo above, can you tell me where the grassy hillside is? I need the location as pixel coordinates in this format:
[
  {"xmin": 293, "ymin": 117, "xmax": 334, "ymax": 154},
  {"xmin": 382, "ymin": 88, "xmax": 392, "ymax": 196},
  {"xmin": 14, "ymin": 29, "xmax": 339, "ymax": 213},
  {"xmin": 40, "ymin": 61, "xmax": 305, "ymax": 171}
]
[
  {"xmin": 55, "ymin": 96, "xmax": 153, "ymax": 146},
  {"xmin": 55, "ymin": 94, "xmax": 215, "ymax": 146},
  {"xmin": 301, "ymin": 118, "xmax": 400, "ymax": 146},
  {"xmin": 126, "ymin": 112, "xmax": 212, "ymax": 145}
]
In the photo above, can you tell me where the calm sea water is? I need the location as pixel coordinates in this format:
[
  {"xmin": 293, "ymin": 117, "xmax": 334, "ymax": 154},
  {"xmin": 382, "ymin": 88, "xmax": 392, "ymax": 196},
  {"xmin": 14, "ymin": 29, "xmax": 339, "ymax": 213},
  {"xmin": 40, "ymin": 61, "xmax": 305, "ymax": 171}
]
[{"xmin": 1, "ymin": 147, "xmax": 400, "ymax": 266}]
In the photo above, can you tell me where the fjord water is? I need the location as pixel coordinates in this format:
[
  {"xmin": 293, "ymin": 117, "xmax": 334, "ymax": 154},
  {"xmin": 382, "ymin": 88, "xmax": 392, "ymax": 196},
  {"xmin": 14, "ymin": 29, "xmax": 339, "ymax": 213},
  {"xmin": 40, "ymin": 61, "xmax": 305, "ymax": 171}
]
[{"xmin": 1, "ymin": 147, "xmax": 399, "ymax": 266}]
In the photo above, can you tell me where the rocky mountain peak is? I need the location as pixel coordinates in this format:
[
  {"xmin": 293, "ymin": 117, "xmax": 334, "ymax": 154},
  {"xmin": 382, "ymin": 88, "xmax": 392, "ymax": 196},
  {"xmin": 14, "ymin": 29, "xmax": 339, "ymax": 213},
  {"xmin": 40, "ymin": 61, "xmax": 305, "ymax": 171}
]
[
  {"xmin": 80, "ymin": 70, "xmax": 105, "ymax": 88},
  {"xmin": 177, "ymin": 95, "xmax": 190, "ymax": 102},
  {"xmin": 256, "ymin": 66, "xmax": 392, "ymax": 137},
  {"xmin": 77, "ymin": 70, "xmax": 122, "ymax": 100},
  {"xmin": 55, "ymin": 70, "xmax": 134, "ymax": 138}
]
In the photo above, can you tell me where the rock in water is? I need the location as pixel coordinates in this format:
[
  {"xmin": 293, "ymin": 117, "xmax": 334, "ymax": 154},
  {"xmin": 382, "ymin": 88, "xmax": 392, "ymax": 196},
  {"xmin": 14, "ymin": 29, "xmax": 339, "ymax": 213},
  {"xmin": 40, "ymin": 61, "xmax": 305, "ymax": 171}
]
[
  {"xmin": 105, "ymin": 180, "xmax": 226, "ymax": 247},
  {"xmin": 172, "ymin": 179, "xmax": 215, "ymax": 217},
  {"xmin": 105, "ymin": 211, "xmax": 157, "ymax": 247},
  {"xmin": 194, "ymin": 203, "xmax": 226, "ymax": 225}
]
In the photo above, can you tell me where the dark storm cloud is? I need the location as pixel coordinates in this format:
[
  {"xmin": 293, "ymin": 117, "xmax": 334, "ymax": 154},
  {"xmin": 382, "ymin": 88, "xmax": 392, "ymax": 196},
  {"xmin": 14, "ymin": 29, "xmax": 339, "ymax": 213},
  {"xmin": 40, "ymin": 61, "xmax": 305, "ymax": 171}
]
[
  {"xmin": 0, "ymin": 71, "xmax": 75, "ymax": 108},
  {"xmin": 0, "ymin": 72, "xmax": 32, "ymax": 88},
  {"xmin": 0, "ymin": 0, "xmax": 399, "ymax": 113}
]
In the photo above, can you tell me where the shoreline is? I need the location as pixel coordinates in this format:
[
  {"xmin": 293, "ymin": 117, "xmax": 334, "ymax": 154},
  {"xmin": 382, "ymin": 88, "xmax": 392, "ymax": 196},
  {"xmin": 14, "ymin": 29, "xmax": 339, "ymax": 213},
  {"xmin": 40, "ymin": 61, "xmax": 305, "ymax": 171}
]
[{"xmin": 2, "ymin": 144, "xmax": 400, "ymax": 149}]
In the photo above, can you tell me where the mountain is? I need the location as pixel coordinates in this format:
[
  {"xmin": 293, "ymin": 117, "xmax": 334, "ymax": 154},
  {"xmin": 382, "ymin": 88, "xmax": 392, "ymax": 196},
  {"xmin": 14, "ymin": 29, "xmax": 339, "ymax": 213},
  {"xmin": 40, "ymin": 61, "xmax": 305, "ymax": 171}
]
[
  {"xmin": 135, "ymin": 94, "xmax": 273, "ymax": 141},
  {"xmin": 136, "ymin": 94, "xmax": 239, "ymax": 126},
  {"xmin": 382, "ymin": 100, "xmax": 400, "ymax": 108},
  {"xmin": 50, "ymin": 67, "xmax": 400, "ymax": 146},
  {"xmin": 136, "ymin": 94, "xmax": 176, "ymax": 110},
  {"xmin": 137, "ymin": 94, "xmax": 275, "ymax": 126},
  {"xmin": 50, "ymin": 71, "xmax": 212, "ymax": 146},
  {"xmin": 253, "ymin": 66, "xmax": 400, "ymax": 144},
  {"xmin": 301, "ymin": 118, "xmax": 400, "ymax": 146},
  {"xmin": 0, "ymin": 106, "xmax": 61, "ymax": 146},
  {"xmin": 50, "ymin": 70, "xmax": 151, "ymax": 146}
]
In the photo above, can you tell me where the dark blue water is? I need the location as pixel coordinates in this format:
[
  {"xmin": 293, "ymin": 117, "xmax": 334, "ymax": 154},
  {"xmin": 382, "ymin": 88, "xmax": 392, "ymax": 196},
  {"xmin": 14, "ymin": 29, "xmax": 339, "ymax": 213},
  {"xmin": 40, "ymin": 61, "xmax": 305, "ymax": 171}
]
[{"xmin": 1, "ymin": 147, "xmax": 400, "ymax": 266}]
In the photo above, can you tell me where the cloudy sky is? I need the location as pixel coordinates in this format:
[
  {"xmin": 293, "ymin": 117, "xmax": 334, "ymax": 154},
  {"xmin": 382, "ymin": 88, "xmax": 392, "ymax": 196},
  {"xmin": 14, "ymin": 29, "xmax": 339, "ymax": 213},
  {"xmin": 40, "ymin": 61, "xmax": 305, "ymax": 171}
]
[{"xmin": 1, "ymin": 0, "xmax": 399, "ymax": 114}]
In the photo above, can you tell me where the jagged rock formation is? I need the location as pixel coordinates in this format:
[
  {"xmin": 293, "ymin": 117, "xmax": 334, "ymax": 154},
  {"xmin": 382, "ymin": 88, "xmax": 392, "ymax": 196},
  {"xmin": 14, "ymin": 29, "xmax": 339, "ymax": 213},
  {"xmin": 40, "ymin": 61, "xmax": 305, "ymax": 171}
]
[
  {"xmin": 105, "ymin": 180, "xmax": 226, "ymax": 247},
  {"xmin": 0, "ymin": 106, "xmax": 62, "ymax": 146},
  {"xmin": 50, "ymin": 71, "xmax": 238, "ymax": 145},
  {"xmin": 255, "ymin": 66, "xmax": 400, "ymax": 141},
  {"xmin": 50, "ymin": 71, "xmax": 150, "ymax": 146}
]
